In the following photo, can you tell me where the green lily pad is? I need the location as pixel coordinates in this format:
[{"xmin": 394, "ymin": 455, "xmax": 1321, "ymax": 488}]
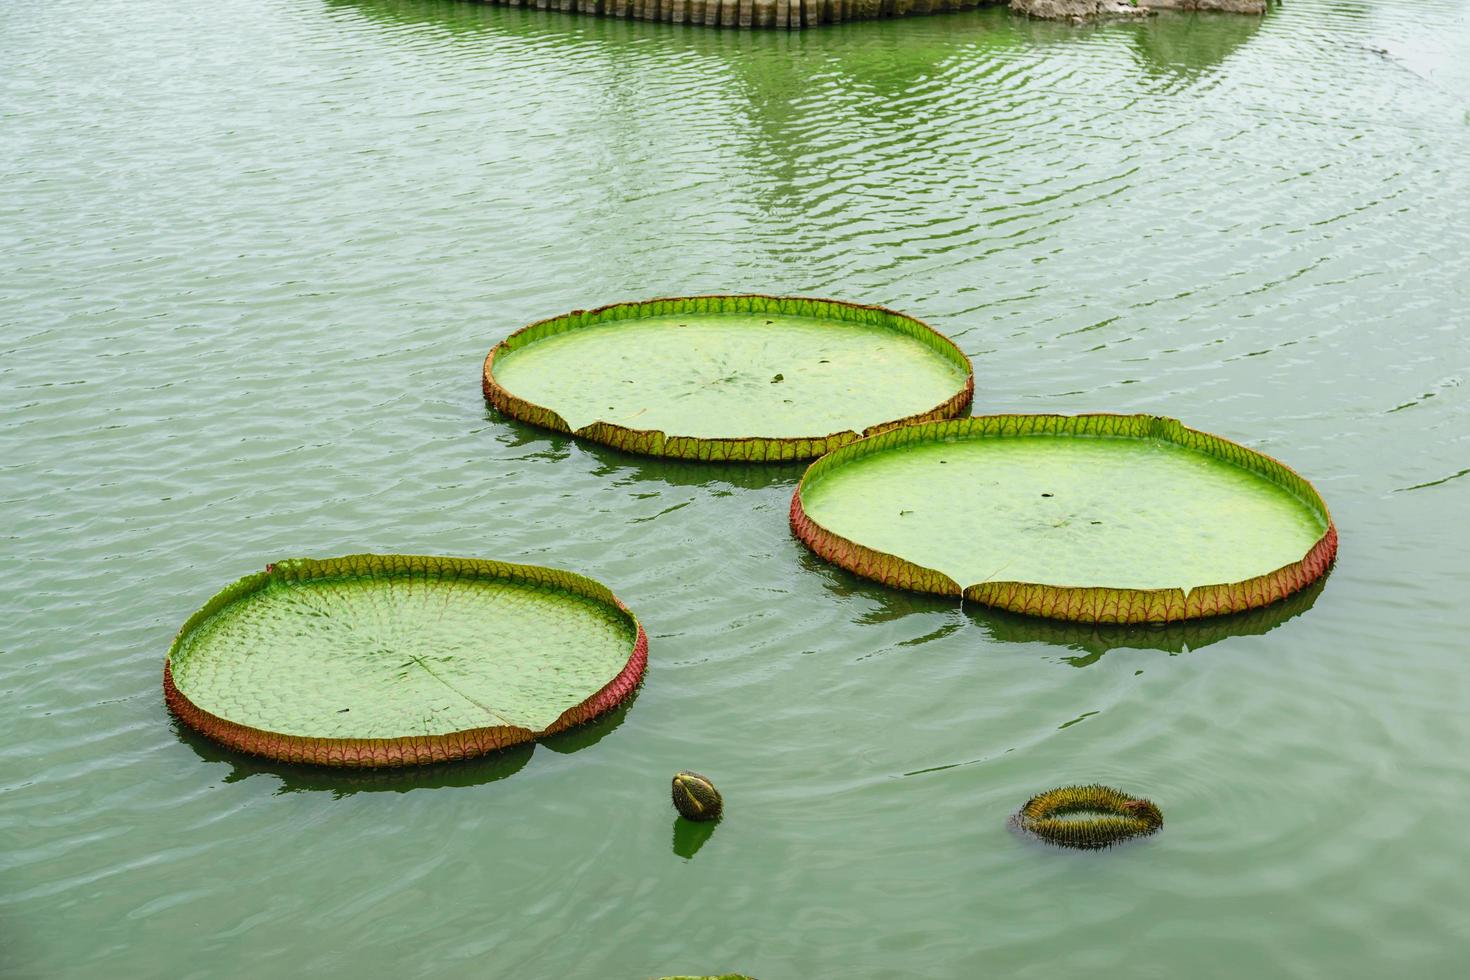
[
  {"xmin": 164, "ymin": 555, "xmax": 647, "ymax": 767},
  {"xmin": 483, "ymin": 295, "xmax": 973, "ymax": 461},
  {"xmin": 792, "ymin": 415, "xmax": 1337, "ymax": 624}
]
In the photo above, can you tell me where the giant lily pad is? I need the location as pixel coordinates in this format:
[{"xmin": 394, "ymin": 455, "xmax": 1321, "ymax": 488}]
[
  {"xmin": 791, "ymin": 415, "xmax": 1337, "ymax": 624},
  {"xmin": 164, "ymin": 555, "xmax": 647, "ymax": 767},
  {"xmin": 483, "ymin": 295, "xmax": 973, "ymax": 462}
]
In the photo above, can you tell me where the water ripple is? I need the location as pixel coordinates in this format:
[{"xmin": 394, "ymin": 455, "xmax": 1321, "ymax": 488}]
[{"xmin": 3, "ymin": 0, "xmax": 1470, "ymax": 976}]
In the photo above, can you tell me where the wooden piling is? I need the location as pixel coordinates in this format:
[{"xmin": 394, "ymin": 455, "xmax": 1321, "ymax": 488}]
[{"xmin": 478, "ymin": 0, "xmax": 998, "ymax": 26}]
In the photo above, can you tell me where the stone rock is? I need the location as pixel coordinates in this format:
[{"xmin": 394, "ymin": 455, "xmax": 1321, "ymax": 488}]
[
  {"xmin": 1139, "ymin": 0, "xmax": 1266, "ymax": 12},
  {"xmin": 1012, "ymin": 0, "xmax": 1266, "ymax": 19},
  {"xmin": 1010, "ymin": 0, "xmax": 1149, "ymax": 19}
]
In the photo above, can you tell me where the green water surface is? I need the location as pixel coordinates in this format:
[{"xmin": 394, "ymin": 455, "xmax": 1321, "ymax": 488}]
[
  {"xmin": 493, "ymin": 312, "xmax": 968, "ymax": 437},
  {"xmin": 171, "ymin": 574, "xmax": 635, "ymax": 737},
  {"xmin": 800, "ymin": 435, "xmax": 1327, "ymax": 590},
  {"xmin": 5, "ymin": 1, "xmax": 1470, "ymax": 978}
]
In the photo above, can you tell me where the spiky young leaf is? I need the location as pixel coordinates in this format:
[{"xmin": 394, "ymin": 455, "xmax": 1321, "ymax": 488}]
[{"xmin": 1012, "ymin": 784, "xmax": 1164, "ymax": 850}]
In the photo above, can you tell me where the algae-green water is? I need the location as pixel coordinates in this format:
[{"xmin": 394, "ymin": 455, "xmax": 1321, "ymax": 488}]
[
  {"xmin": 492, "ymin": 312, "xmax": 967, "ymax": 436},
  {"xmin": 799, "ymin": 434, "xmax": 1327, "ymax": 590},
  {"xmin": 4, "ymin": 0, "xmax": 1469, "ymax": 976}
]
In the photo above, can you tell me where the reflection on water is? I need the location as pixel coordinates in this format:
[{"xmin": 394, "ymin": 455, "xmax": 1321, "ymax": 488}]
[
  {"xmin": 333, "ymin": 0, "xmax": 1266, "ymax": 76},
  {"xmin": 490, "ymin": 410, "xmax": 809, "ymax": 491},
  {"xmin": 1127, "ymin": 10, "xmax": 1264, "ymax": 78},
  {"xmin": 804, "ymin": 551, "xmax": 959, "ymax": 623},
  {"xmin": 806, "ymin": 549, "xmax": 1328, "ymax": 658},
  {"xmin": 975, "ymin": 572, "xmax": 1329, "ymax": 662},
  {"xmin": 172, "ymin": 691, "xmax": 635, "ymax": 792},
  {"xmin": 672, "ymin": 814, "xmax": 720, "ymax": 858},
  {"xmin": 174, "ymin": 721, "xmax": 538, "ymax": 795},
  {"xmin": 539, "ymin": 695, "xmax": 638, "ymax": 753},
  {"xmin": 481, "ymin": 407, "xmax": 580, "ymax": 458},
  {"xmin": 329, "ymin": 0, "xmax": 1267, "ymax": 116}
]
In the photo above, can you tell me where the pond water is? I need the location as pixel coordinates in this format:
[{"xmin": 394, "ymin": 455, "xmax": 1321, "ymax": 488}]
[{"xmin": 4, "ymin": 0, "xmax": 1468, "ymax": 976}]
